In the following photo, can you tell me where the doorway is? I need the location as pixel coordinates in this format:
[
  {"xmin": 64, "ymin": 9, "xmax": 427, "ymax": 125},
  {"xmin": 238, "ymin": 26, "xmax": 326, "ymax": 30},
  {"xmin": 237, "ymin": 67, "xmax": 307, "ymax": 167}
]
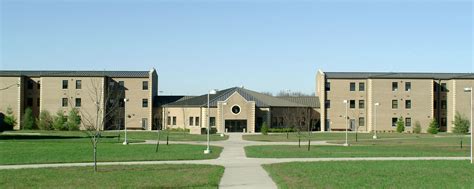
[{"xmin": 225, "ymin": 120, "xmax": 247, "ymax": 132}]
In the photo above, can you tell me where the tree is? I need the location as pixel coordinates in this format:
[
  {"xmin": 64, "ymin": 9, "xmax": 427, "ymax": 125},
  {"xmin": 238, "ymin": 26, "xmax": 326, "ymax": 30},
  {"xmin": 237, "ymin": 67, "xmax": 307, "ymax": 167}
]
[
  {"xmin": 452, "ymin": 112, "xmax": 470, "ymax": 148},
  {"xmin": 3, "ymin": 106, "xmax": 17, "ymax": 130},
  {"xmin": 52, "ymin": 110, "xmax": 67, "ymax": 131},
  {"xmin": 37, "ymin": 110, "xmax": 53, "ymax": 130},
  {"xmin": 67, "ymin": 108, "xmax": 81, "ymax": 131},
  {"xmin": 396, "ymin": 116, "xmax": 405, "ymax": 133},
  {"xmin": 22, "ymin": 107, "xmax": 36, "ymax": 130},
  {"xmin": 427, "ymin": 119, "xmax": 439, "ymax": 134},
  {"xmin": 261, "ymin": 122, "xmax": 269, "ymax": 135},
  {"xmin": 413, "ymin": 121, "xmax": 421, "ymax": 134}
]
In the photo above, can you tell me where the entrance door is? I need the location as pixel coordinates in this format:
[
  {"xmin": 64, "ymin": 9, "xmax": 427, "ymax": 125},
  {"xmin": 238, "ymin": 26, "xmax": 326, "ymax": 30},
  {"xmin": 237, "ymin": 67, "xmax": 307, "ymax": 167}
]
[{"xmin": 225, "ymin": 120, "xmax": 247, "ymax": 132}]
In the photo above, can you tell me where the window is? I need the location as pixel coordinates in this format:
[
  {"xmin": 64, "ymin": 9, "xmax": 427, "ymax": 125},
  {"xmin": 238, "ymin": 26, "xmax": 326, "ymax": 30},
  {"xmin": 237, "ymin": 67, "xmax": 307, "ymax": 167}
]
[
  {"xmin": 167, "ymin": 116, "xmax": 171, "ymax": 125},
  {"xmin": 359, "ymin": 100, "xmax": 365, "ymax": 109},
  {"xmin": 142, "ymin": 99, "xmax": 148, "ymax": 108},
  {"xmin": 62, "ymin": 80, "xmax": 68, "ymax": 89},
  {"xmin": 392, "ymin": 82, "xmax": 398, "ymax": 91},
  {"xmin": 349, "ymin": 100, "xmax": 356, "ymax": 109},
  {"xmin": 392, "ymin": 100, "xmax": 398, "ymax": 109},
  {"xmin": 27, "ymin": 81, "xmax": 33, "ymax": 89},
  {"xmin": 142, "ymin": 81, "xmax": 148, "ymax": 90},
  {"xmin": 189, "ymin": 117, "xmax": 194, "ymax": 126},
  {"xmin": 76, "ymin": 80, "xmax": 82, "ymax": 89},
  {"xmin": 325, "ymin": 100, "xmax": 331, "ymax": 108},
  {"xmin": 27, "ymin": 98, "xmax": 33, "ymax": 107},
  {"xmin": 359, "ymin": 117, "xmax": 365, "ymax": 126},
  {"xmin": 172, "ymin": 116, "xmax": 176, "ymax": 125},
  {"xmin": 359, "ymin": 82, "xmax": 365, "ymax": 91},
  {"xmin": 405, "ymin": 118, "xmax": 412, "ymax": 127},
  {"xmin": 37, "ymin": 98, "xmax": 40, "ymax": 107},
  {"xmin": 142, "ymin": 118, "xmax": 148, "ymax": 129},
  {"xmin": 441, "ymin": 100, "xmax": 447, "ymax": 109},
  {"xmin": 195, "ymin": 117, "xmax": 200, "ymax": 126},
  {"xmin": 62, "ymin": 98, "xmax": 68, "ymax": 107},
  {"xmin": 434, "ymin": 100, "xmax": 437, "ymax": 109},
  {"xmin": 325, "ymin": 82, "xmax": 331, "ymax": 91},
  {"xmin": 441, "ymin": 83, "xmax": 447, "ymax": 92},
  {"xmin": 350, "ymin": 82, "xmax": 356, "ymax": 91},
  {"xmin": 405, "ymin": 100, "xmax": 411, "ymax": 109},
  {"xmin": 441, "ymin": 117, "xmax": 447, "ymax": 127},
  {"xmin": 232, "ymin": 106, "xmax": 241, "ymax": 114},
  {"xmin": 392, "ymin": 117, "xmax": 398, "ymax": 127},
  {"xmin": 75, "ymin": 98, "xmax": 81, "ymax": 107},
  {"xmin": 405, "ymin": 82, "xmax": 411, "ymax": 91},
  {"xmin": 210, "ymin": 117, "xmax": 216, "ymax": 126}
]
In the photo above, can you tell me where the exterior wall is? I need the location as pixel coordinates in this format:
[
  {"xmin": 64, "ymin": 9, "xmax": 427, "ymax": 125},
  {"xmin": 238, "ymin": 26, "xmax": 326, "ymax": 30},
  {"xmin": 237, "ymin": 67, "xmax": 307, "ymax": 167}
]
[
  {"xmin": 452, "ymin": 79, "xmax": 474, "ymax": 132},
  {"xmin": 316, "ymin": 70, "xmax": 326, "ymax": 131},
  {"xmin": 370, "ymin": 79, "xmax": 433, "ymax": 133},
  {"xmin": 24, "ymin": 77, "xmax": 41, "ymax": 117},
  {"xmin": 324, "ymin": 79, "xmax": 368, "ymax": 131},
  {"xmin": 40, "ymin": 76, "xmax": 106, "ymax": 130},
  {"xmin": 163, "ymin": 107, "xmax": 203, "ymax": 130},
  {"xmin": 269, "ymin": 107, "xmax": 318, "ymax": 130},
  {"xmin": 218, "ymin": 92, "xmax": 256, "ymax": 133},
  {"xmin": 0, "ymin": 76, "xmax": 22, "ymax": 130}
]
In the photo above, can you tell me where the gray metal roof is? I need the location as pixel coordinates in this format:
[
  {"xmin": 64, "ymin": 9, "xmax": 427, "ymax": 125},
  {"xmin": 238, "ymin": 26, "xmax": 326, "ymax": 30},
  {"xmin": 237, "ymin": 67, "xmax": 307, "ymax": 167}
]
[
  {"xmin": 325, "ymin": 72, "xmax": 474, "ymax": 80},
  {"xmin": 277, "ymin": 96, "xmax": 320, "ymax": 108},
  {"xmin": 163, "ymin": 87, "xmax": 309, "ymax": 108},
  {"xmin": 0, "ymin": 70, "xmax": 150, "ymax": 78},
  {"xmin": 153, "ymin": 95, "xmax": 196, "ymax": 107}
]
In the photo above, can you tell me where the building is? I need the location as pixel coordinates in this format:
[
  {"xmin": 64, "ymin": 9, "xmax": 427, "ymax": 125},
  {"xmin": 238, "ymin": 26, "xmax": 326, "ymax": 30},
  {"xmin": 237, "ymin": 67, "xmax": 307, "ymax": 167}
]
[
  {"xmin": 0, "ymin": 69, "xmax": 158, "ymax": 130},
  {"xmin": 317, "ymin": 70, "xmax": 474, "ymax": 133},
  {"xmin": 158, "ymin": 87, "xmax": 320, "ymax": 133}
]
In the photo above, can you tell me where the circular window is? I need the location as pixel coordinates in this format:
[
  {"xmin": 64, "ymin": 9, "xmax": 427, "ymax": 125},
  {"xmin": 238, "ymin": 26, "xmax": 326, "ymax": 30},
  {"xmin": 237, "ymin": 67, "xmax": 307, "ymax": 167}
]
[{"xmin": 231, "ymin": 105, "xmax": 241, "ymax": 114}]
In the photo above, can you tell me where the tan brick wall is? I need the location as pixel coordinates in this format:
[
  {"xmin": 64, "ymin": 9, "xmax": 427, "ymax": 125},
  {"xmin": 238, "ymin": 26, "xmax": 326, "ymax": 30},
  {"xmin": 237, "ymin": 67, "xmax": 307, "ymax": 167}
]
[{"xmin": 0, "ymin": 76, "xmax": 22, "ymax": 129}]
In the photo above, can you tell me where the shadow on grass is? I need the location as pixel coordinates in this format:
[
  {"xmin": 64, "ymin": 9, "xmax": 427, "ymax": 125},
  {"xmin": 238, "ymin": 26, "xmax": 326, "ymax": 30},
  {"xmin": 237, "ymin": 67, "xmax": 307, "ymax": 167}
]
[{"xmin": 0, "ymin": 135, "xmax": 117, "ymax": 140}]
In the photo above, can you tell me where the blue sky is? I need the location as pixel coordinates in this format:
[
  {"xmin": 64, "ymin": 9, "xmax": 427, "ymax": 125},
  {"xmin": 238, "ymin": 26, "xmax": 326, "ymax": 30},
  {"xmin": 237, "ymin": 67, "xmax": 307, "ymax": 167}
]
[{"xmin": 1, "ymin": 0, "xmax": 472, "ymax": 95}]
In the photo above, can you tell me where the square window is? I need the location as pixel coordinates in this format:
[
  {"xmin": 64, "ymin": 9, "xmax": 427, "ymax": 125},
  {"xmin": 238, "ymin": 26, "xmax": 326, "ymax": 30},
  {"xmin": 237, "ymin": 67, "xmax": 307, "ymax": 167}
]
[
  {"xmin": 350, "ymin": 100, "xmax": 356, "ymax": 109},
  {"xmin": 75, "ymin": 98, "xmax": 81, "ymax": 107},
  {"xmin": 62, "ymin": 80, "xmax": 68, "ymax": 89},
  {"xmin": 350, "ymin": 82, "xmax": 356, "ymax": 91},
  {"xmin": 142, "ymin": 118, "xmax": 148, "ymax": 129},
  {"xmin": 325, "ymin": 100, "xmax": 331, "ymax": 109},
  {"xmin": 441, "ymin": 83, "xmax": 447, "ymax": 92},
  {"xmin": 405, "ymin": 82, "xmax": 411, "ymax": 91},
  {"xmin": 325, "ymin": 82, "xmax": 331, "ymax": 91},
  {"xmin": 405, "ymin": 100, "xmax": 411, "ymax": 109},
  {"xmin": 210, "ymin": 117, "xmax": 216, "ymax": 126},
  {"xmin": 172, "ymin": 116, "xmax": 177, "ymax": 125},
  {"xmin": 189, "ymin": 117, "xmax": 194, "ymax": 126},
  {"xmin": 142, "ymin": 99, "xmax": 148, "ymax": 108},
  {"xmin": 142, "ymin": 81, "xmax": 149, "ymax": 90},
  {"xmin": 62, "ymin": 98, "xmax": 68, "ymax": 107},
  {"xmin": 76, "ymin": 80, "xmax": 82, "ymax": 89},
  {"xmin": 441, "ymin": 100, "xmax": 447, "ymax": 109},
  {"xmin": 167, "ymin": 116, "xmax": 171, "ymax": 125},
  {"xmin": 392, "ymin": 100, "xmax": 398, "ymax": 109},
  {"xmin": 359, "ymin": 100, "xmax": 365, "ymax": 109},
  {"xmin": 195, "ymin": 117, "xmax": 200, "ymax": 126},
  {"xmin": 359, "ymin": 82, "xmax": 365, "ymax": 91},
  {"xmin": 405, "ymin": 118, "xmax": 412, "ymax": 127},
  {"xmin": 392, "ymin": 82, "xmax": 398, "ymax": 91}
]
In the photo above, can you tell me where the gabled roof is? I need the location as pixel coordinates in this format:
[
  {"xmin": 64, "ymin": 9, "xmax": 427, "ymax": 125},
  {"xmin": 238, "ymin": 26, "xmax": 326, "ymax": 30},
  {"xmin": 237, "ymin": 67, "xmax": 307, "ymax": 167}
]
[
  {"xmin": 325, "ymin": 72, "xmax": 474, "ymax": 80},
  {"xmin": 0, "ymin": 70, "xmax": 150, "ymax": 78},
  {"xmin": 163, "ymin": 87, "xmax": 309, "ymax": 108},
  {"xmin": 277, "ymin": 96, "xmax": 320, "ymax": 108},
  {"xmin": 153, "ymin": 95, "xmax": 196, "ymax": 107}
]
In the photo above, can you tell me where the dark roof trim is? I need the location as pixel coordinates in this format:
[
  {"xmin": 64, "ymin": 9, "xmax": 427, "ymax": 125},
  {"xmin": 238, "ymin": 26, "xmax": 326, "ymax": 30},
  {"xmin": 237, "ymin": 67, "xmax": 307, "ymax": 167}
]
[
  {"xmin": 0, "ymin": 70, "xmax": 150, "ymax": 78},
  {"xmin": 324, "ymin": 72, "xmax": 474, "ymax": 80}
]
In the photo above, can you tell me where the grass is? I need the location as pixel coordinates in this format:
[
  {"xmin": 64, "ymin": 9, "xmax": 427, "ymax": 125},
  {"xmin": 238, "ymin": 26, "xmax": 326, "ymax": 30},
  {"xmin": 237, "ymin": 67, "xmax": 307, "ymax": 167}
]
[
  {"xmin": 0, "ymin": 164, "xmax": 224, "ymax": 188},
  {"xmin": 0, "ymin": 132, "xmax": 223, "ymax": 165},
  {"xmin": 263, "ymin": 160, "xmax": 474, "ymax": 188},
  {"xmin": 242, "ymin": 132, "xmax": 453, "ymax": 142},
  {"xmin": 245, "ymin": 136, "xmax": 470, "ymax": 158}
]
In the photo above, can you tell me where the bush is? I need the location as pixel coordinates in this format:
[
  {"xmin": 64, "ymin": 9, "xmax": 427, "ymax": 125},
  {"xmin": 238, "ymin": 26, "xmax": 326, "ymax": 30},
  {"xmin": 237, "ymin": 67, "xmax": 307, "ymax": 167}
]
[
  {"xmin": 66, "ymin": 109, "xmax": 81, "ymax": 131},
  {"xmin": 167, "ymin": 128, "xmax": 190, "ymax": 132},
  {"xmin": 427, "ymin": 119, "xmax": 439, "ymax": 134},
  {"xmin": 37, "ymin": 110, "xmax": 53, "ymax": 130},
  {"xmin": 22, "ymin": 107, "xmax": 36, "ymax": 130},
  {"xmin": 2, "ymin": 107, "xmax": 16, "ymax": 131},
  {"xmin": 452, "ymin": 112, "xmax": 470, "ymax": 134},
  {"xmin": 268, "ymin": 128, "xmax": 296, "ymax": 133},
  {"xmin": 413, "ymin": 121, "xmax": 421, "ymax": 134},
  {"xmin": 200, "ymin": 128, "xmax": 216, "ymax": 134},
  {"xmin": 261, "ymin": 122, "xmax": 269, "ymax": 135},
  {"xmin": 52, "ymin": 110, "xmax": 67, "ymax": 131},
  {"xmin": 396, "ymin": 116, "xmax": 405, "ymax": 133}
]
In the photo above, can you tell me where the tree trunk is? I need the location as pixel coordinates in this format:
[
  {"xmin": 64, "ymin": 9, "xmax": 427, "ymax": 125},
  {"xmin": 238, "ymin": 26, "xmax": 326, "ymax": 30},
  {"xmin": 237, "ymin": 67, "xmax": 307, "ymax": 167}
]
[
  {"xmin": 460, "ymin": 138, "xmax": 463, "ymax": 149},
  {"xmin": 155, "ymin": 130, "xmax": 161, "ymax": 153},
  {"xmin": 307, "ymin": 139, "xmax": 311, "ymax": 151},
  {"xmin": 93, "ymin": 140, "xmax": 97, "ymax": 172}
]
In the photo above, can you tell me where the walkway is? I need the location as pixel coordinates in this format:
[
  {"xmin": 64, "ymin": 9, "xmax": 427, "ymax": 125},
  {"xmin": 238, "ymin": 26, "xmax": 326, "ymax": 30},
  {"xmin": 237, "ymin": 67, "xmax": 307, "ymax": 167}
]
[{"xmin": 0, "ymin": 133, "xmax": 469, "ymax": 189}]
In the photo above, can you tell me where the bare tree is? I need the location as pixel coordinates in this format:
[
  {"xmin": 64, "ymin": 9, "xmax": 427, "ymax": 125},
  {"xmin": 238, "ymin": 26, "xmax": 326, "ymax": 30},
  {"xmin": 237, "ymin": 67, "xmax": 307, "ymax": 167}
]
[
  {"xmin": 276, "ymin": 90, "xmax": 312, "ymax": 97},
  {"xmin": 260, "ymin": 91, "xmax": 273, "ymax": 96},
  {"xmin": 74, "ymin": 78, "xmax": 123, "ymax": 172}
]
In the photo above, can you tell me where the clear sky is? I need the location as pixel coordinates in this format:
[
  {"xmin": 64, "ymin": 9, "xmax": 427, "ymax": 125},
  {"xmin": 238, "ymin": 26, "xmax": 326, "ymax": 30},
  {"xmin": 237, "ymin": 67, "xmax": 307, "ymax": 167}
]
[{"xmin": 1, "ymin": 0, "xmax": 472, "ymax": 95}]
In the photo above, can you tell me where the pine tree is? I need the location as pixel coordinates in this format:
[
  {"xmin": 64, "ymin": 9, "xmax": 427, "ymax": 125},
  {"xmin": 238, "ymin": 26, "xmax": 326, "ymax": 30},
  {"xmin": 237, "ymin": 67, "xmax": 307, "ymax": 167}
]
[
  {"xmin": 67, "ymin": 108, "xmax": 81, "ymax": 131},
  {"xmin": 396, "ymin": 116, "xmax": 405, "ymax": 133},
  {"xmin": 427, "ymin": 119, "xmax": 439, "ymax": 134},
  {"xmin": 261, "ymin": 122, "xmax": 269, "ymax": 135},
  {"xmin": 3, "ymin": 106, "xmax": 17, "ymax": 130},
  {"xmin": 52, "ymin": 110, "xmax": 67, "ymax": 131},
  {"xmin": 22, "ymin": 107, "xmax": 36, "ymax": 130},
  {"xmin": 37, "ymin": 110, "xmax": 53, "ymax": 130}
]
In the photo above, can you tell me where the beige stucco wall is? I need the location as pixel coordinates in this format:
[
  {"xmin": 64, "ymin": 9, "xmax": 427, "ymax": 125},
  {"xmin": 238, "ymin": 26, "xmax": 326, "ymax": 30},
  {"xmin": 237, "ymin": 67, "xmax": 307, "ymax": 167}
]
[{"xmin": 0, "ymin": 76, "xmax": 22, "ymax": 130}]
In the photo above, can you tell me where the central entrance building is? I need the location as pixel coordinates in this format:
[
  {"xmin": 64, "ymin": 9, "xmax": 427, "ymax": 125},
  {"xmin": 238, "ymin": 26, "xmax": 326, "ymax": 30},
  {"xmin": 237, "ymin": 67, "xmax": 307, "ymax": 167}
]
[{"xmin": 157, "ymin": 87, "xmax": 320, "ymax": 133}]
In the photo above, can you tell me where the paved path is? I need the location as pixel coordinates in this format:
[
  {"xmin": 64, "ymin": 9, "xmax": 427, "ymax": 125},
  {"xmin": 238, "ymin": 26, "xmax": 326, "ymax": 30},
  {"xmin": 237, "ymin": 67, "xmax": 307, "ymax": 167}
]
[{"xmin": 0, "ymin": 133, "xmax": 470, "ymax": 189}]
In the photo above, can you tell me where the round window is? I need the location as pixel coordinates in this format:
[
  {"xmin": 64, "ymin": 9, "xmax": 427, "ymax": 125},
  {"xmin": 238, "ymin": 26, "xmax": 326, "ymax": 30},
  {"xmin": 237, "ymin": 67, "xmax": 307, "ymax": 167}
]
[{"xmin": 231, "ymin": 105, "xmax": 241, "ymax": 114}]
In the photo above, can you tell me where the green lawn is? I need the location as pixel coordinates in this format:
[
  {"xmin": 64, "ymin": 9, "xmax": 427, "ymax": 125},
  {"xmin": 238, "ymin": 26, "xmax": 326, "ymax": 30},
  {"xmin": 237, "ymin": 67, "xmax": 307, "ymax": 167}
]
[
  {"xmin": 242, "ymin": 132, "xmax": 451, "ymax": 142},
  {"xmin": 0, "ymin": 134, "xmax": 222, "ymax": 165},
  {"xmin": 245, "ymin": 136, "xmax": 470, "ymax": 158},
  {"xmin": 263, "ymin": 161, "xmax": 474, "ymax": 188},
  {"xmin": 0, "ymin": 164, "xmax": 224, "ymax": 188}
]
